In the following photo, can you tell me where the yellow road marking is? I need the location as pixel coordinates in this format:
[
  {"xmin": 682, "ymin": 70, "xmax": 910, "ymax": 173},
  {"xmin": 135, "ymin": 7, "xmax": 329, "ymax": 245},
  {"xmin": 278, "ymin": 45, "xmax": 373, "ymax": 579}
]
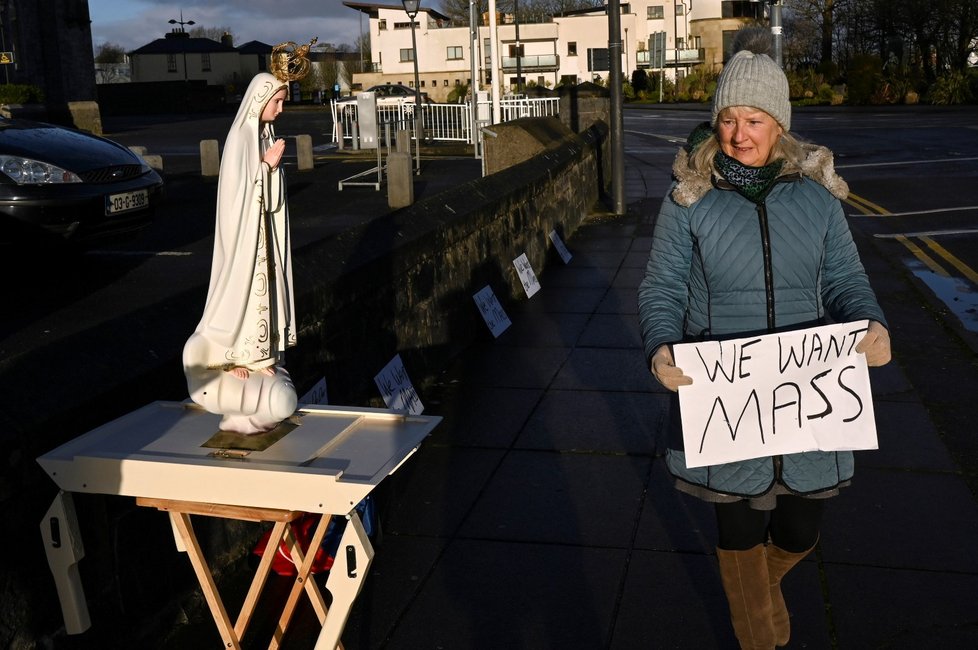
[
  {"xmin": 920, "ymin": 236, "xmax": 978, "ymax": 285},
  {"xmin": 895, "ymin": 235, "xmax": 949, "ymax": 277}
]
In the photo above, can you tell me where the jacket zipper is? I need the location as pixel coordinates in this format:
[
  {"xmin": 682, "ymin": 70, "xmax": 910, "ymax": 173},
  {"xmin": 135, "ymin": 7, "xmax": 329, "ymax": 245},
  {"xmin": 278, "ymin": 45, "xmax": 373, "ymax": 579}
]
[{"xmin": 756, "ymin": 202, "xmax": 776, "ymax": 331}]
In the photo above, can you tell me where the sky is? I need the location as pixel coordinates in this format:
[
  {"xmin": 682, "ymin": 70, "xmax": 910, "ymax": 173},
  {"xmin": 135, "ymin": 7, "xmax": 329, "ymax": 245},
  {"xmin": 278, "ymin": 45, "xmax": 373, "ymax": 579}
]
[{"xmin": 87, "ymin": 0, "xmax": 369, "ymax": 53}]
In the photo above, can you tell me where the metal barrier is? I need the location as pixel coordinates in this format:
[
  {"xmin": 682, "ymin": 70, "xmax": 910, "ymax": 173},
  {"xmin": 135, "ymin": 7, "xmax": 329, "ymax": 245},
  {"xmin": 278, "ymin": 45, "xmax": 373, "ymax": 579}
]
[{"xmin": 331, "ymin": 97, "xmax": 560, "ymax": 148}]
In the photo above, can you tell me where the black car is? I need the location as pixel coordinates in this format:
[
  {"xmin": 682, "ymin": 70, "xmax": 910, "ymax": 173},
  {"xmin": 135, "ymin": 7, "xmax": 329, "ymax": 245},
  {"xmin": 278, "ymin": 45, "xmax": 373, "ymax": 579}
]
[{"xmin": 0, "ymin": 116, "xmax": 164, "ymax": 246}]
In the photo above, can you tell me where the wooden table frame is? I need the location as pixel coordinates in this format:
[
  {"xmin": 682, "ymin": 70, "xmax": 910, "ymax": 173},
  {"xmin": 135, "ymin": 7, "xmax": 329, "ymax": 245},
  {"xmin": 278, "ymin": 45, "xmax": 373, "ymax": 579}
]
[{"xmin": 138, "ymin": 497, "xmax": 371, "ymax": 649}]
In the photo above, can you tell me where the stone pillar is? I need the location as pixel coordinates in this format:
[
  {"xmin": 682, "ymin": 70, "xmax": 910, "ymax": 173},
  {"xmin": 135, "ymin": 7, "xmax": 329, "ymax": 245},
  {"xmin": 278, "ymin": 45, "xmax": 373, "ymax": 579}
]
[
  {"xmin": 296, "ymin": 134, "xmax": 313, "ymax": 171},
  {"xmin": 396, "ymin": 129, "xmax": 412, "ymax": 154},
  {"xmin": 200, "ymin": 139, "xmax": 220, "ymax": 177},
  {"xmin": 387, "ymin": 151, "xmax": 414, "ymax": 209}
]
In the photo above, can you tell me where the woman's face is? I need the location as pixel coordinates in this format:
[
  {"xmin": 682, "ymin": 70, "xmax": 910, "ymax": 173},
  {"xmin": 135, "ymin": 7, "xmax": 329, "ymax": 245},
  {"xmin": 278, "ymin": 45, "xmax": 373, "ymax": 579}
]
[
  {"xmin": 716, "ymin": 106, "xmax": 783, "ymax": 167},
  {"xmin": 261, "ymin": 88, "xmax": 288, "ymax": 123}
]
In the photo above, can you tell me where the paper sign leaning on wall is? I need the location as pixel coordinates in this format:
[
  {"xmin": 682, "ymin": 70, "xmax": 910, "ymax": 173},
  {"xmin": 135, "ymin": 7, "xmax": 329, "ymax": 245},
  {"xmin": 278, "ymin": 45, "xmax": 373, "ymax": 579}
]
[
  {"xmin": 549, "ymin": 230, "xmax": 572, "ymax": 264},
  {"xmin": 473, "ymin": 285, "xmax": 512, "ymax": 338},
  {"xmin": 513, "ymin": 253, "xmax": 541, "ymax": 298},
  {"xmin": 374, "ymin": 354, "xmax": 424, "ymax": 415}
]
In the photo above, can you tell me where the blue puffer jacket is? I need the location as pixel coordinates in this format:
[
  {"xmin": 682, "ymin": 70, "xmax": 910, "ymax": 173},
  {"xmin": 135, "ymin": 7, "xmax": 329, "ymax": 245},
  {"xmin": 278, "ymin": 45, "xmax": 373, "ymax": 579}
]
[{"xmin": 638, "ymin": 141, "xmax": 887, "ymax": 497}]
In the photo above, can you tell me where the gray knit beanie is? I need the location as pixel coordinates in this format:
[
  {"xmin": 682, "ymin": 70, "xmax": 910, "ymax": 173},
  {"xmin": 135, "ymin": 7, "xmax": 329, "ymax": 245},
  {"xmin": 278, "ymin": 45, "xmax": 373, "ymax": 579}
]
[{"xmin": 712, "ymin": 27, "xmax": 790, "ymax": 131}]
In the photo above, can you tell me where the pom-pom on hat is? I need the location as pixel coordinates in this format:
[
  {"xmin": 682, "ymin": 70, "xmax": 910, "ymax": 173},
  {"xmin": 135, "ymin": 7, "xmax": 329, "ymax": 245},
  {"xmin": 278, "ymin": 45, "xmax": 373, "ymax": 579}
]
[{"xmin": 712, "ymin": 27, "xmax": 790, "ymax": 131}]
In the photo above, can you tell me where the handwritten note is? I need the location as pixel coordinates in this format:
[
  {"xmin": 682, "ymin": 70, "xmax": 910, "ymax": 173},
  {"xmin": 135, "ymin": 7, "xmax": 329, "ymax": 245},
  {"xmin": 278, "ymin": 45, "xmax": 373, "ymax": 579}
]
[
  {"xmin": 513, "ymin": 253, "xmax": 541, "ymax": 298},
  {"xmin": 374, "ymin": 354, "xmax": 423, "ymax": 415},
  {"xmin": 299, "ymin": 377, "xmax": 329, "ymax": 405},
  {"xmin": 673, "ymin": 321, "xmax": 878, "ymax": 468},
  {"xmin": 549, "ymin": 230, "xmax": 573, "ymax": 264},
  {"xmin": 473, "ymin": 285, "xmax": 512, "ymax": 338}
]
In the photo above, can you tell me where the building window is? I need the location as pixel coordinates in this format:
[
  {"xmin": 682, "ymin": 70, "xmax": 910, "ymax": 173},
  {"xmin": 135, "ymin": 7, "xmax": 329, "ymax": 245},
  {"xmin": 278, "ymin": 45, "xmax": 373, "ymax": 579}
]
[
  {"xmin": 400, "ymin": 48, "xmax": 414, "ymax": 62},
  {"xmin": 394, "ymin": 21, "xmax": 419, "ymax": 29},
  {"xmin": 508, "ymin": 44, "xmax": 524, "ymax": 57},
  {"xmin": 568, "ymin": 41, "xmax": 577, "ymax": 56},
  {"xmin": 167, "ymin": 53, "xmax": 177, "ymax": 73},
  {"xmin": 647, "ymin": 5, "xmax": 663, "ymax": 19},
  {"xmin": 675, "ymin": 3, "xmax": 685, "ymax": 16},
  {"xmin": 447, "ymin": 46, "xmax": 463, "ymax": 60},
  {"xmin": 722, "ymin": 1, "xmax": 763, "ymax": 19},
  {"xmin": 421, "ymin": 80, "xmax": 426, "ymax": 87},
  {"xmin": 455, "ymin": 79, "xmax": 461, "ymax": 86},
  {"xmin": 379, "ymin": 19, "xmax": 387, "ymax": 30},
  {"xmin": 201, "ymin": 53, "xmax": 211, "ymax": 72}
]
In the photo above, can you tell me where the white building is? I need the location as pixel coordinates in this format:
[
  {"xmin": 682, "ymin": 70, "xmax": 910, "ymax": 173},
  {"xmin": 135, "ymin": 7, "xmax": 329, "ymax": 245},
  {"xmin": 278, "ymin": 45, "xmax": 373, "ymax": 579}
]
[{"xmin": 342, "ymin": 1, "xmax": 766, "ymax": 101}]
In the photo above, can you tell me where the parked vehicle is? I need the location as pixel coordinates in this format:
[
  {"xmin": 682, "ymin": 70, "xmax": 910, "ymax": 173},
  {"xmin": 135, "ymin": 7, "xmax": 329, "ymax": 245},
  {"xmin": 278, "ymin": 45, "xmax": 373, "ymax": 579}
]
[
  {"xmin": 336, "ymin": 84, "xmax": 432, "ymax": 106},
  {"xmin": 0, "ymin": 116, "xmax": 164, "ymax": 247}
]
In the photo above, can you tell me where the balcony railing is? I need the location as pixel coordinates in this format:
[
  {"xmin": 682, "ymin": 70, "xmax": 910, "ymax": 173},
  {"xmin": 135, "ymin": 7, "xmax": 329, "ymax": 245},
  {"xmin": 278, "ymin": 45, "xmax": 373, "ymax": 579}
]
[
  {"xmin": 499, "ymin": 54, "xmax": 559, "ymax": 71},
  {"xmin": 636, "ymin": 48, "xmax": 705, "ymax": 68}
]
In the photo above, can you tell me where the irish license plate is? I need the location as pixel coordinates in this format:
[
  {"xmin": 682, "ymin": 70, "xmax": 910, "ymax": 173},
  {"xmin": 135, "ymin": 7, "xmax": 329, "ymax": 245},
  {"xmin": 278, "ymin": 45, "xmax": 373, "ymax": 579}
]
[{"xmin": 105, "ymin": 189, "xmax": 149, "ymax": 215}]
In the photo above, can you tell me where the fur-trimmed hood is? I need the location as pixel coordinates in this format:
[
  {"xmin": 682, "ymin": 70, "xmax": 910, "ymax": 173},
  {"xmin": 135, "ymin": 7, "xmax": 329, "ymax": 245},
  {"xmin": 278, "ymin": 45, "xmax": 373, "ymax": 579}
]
[{"xmin": 670, "ymin": 139, "xmax": 849, "ymax": 207}]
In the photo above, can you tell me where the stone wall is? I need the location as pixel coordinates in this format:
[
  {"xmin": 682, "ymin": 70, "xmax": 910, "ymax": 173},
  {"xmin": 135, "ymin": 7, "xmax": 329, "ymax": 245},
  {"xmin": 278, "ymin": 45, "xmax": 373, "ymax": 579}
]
[{"xmin": 2, "ymin": 120, "xmax": 609, "ymax": 647}]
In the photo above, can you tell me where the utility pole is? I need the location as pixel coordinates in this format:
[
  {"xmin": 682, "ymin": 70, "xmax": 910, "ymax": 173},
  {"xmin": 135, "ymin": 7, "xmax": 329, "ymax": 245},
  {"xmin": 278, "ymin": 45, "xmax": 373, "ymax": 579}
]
[{"xmin": 608, "ymin": 0, "xmax": 625, "ymax": 215}]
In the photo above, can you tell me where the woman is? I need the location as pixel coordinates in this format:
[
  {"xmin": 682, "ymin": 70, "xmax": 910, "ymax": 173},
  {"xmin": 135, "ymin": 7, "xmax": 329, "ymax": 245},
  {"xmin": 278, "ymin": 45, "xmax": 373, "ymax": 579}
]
[
  {"xmin": 183, "ymin": 72, "xmax": 298, "ymax": 434},
  {"xmin": 637, "ymin": 28, "xmax": 891, "ymax": 649}
]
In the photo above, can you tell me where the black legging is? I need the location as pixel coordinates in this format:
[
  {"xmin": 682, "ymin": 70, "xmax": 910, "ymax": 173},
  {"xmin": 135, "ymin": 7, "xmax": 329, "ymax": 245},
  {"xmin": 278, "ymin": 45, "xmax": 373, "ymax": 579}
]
[{"xmin": 715, "ymin": 494, "xmax": 823, "ymax": 552}]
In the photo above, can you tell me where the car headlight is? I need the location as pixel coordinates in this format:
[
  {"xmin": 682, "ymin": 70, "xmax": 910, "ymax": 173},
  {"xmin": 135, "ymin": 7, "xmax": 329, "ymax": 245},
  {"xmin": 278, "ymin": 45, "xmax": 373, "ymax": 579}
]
[{"xmin": 0, "ymin": 155, "xmax": 82, "ymax": 184}]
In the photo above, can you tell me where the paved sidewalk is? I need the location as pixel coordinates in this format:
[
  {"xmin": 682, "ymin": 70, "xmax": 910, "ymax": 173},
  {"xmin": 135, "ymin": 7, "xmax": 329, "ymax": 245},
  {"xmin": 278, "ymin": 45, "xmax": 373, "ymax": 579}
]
[
  {"xmin": 331, "ymin": 159, "xmax": 978, "ymax": 649},
  {"xmin": 150, "ymin": 121, "xmax": 978, "ymax": 649}
]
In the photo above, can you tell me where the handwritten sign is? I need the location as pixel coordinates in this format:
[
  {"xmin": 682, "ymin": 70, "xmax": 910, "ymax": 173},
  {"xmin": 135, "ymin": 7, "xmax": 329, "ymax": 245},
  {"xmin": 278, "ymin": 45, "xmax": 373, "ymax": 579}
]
[
  {"xmin": 473, "ymin": 285, "xmax": 511, "ymax": 338},
  {"xmin": 374, "ymin": 354, "xmax": 423, "ymax": 415},
  {"xmin": 299, "ymin": 377, "xmax": 328, "ymax": 405},
  {"xmin": 673, "ymin": 321, "xmax": 877, "ymax": 468},
  {"xmin": 513, "ymin": 253, "xmax": 541, "ymax": 298},
  {"xmin": 549, "ymin": 230, "xmax": 573, "ymax": 264}
]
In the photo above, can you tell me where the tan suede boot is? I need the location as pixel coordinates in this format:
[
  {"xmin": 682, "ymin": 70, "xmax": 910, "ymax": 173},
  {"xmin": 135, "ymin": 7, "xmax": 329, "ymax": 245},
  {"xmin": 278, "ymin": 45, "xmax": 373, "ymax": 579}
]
[
  {"xmin": 717, "ymin": 545, "xmax": 776, "ymax": 649},
  {"xmin": 766, "ymin": 540, "xmax": 817, "ymax": 647}
]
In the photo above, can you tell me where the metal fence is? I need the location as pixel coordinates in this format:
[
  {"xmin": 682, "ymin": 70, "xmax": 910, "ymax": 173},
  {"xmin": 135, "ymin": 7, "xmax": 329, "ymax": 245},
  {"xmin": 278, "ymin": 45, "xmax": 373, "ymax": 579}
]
[{"xmin": 330, "ymin": 97, "xmax": 560, "ymax": 146}]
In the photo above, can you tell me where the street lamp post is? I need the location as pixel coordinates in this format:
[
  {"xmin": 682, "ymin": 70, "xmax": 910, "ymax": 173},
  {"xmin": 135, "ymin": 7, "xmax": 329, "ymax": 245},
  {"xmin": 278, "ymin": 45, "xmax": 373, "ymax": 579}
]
[
  {"xmin": 402, "ymin": 0, "xmax": 423, "ymax": 174},
  {"xmin": 168, "ymin": 13, "xmax": 195, "ymax": 84}
]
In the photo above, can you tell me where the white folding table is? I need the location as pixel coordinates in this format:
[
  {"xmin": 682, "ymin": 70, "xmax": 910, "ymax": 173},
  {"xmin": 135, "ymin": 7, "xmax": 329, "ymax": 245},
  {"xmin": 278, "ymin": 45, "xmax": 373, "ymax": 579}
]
[{"xmin": 37, "ymin": 400, "xmax": 439, "ymax": 649}]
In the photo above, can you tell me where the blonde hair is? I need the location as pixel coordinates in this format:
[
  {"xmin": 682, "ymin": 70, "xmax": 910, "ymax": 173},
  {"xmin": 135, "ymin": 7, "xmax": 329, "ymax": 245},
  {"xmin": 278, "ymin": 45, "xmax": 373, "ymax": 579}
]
[{"xmin": 688, "ymin": 129, "xmax": 806, "ymax": 175}]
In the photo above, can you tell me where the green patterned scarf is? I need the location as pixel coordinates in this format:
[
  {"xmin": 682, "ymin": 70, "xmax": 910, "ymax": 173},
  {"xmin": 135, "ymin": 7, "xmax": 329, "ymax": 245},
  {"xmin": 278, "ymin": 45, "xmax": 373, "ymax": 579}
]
[{"xmin": 714, "ymin": 150, "xmax": 784, "ymax": 203}]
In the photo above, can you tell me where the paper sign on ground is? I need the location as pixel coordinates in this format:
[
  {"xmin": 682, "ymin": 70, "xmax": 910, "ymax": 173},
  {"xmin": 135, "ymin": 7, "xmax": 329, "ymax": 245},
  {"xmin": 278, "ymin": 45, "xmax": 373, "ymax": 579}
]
[
  {"xmin": 299, "ymin": 377, "xmax": 329, "ymax": 405},
  {"xmin": 374, "ymin": 354, "xmax": 424, "ymax": 415},
  {"xmin": 473, "ymin": 285, "xmax": 511, "ymax": 337},
  {"xmin": 549, "ymin": 230, "xmax": 573, "ymax": 264},
  {"xmin": 672, "ymin": 320, "xmax": 877, "ymax": 469},
  {"xmin": 513, "ymin": 253, "xmax": 541, "ymax": 298}
]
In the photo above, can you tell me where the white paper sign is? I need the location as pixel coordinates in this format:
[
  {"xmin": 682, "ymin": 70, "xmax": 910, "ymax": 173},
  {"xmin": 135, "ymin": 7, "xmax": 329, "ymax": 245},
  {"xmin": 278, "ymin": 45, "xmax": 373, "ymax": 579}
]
[
  {"xmin": 513, "ymin": 253, "xmax": 541, "ymax": 298},
  {"xmin": 374, "ymin": 354, "xmax": 424, "ymax": 415},
  {"xmin": 473, "ymin": 285, "xmax": 512, "ymax": 337},
  {"xmin": 299, "ymin": 377, "xmax": 329, "ymax": 405},
  {"xmin": 673, "ymin": 321, "xmax": 877, "ymax": 469},
  {"xmin": 549, "ymin": 230, "xmax": 573, "ymax": 264}
]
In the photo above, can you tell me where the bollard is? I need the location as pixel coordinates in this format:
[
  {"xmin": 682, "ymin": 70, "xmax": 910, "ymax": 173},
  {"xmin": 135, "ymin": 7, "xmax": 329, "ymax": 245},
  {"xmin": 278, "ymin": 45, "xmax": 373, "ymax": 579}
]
[
  {"xmin": 386, "ymin": 151, "xmax": 414, "ymax": 209},
  {"xmin": 395, "ymin": 129, "xmax": 411, "ymax": 154},
  {"xmin": 142, "ymin": 155, "xmax": 164, "ymax": 172},
  {"xmin": 336, "ymin": 122, "xmax": 344, "ymax": 151},
  {"xmin": 296, "ymin": 134, "xmax": 313, "ymax": 171},
  {"xmin": 200, "ymin": 139, "xmax": 220, "ymax": 177}
]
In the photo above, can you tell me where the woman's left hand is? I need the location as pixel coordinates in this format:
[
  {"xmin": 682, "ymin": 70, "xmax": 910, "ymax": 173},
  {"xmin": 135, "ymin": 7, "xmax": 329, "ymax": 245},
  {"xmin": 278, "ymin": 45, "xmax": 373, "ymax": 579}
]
[
  {"xmin": 855, "ymin": 320, "xmax": 891, "ymax": 367},
  {"xmin": 263, "ymin": 138, "xmax": 286, "ymax": 169}
]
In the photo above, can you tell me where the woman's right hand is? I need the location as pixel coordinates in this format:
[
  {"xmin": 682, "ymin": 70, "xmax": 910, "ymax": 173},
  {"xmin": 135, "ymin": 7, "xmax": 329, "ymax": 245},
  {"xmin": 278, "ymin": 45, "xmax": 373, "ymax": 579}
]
[{"xmin": 650, "ymin": 345, "xmax": 693, "ymax": 392}]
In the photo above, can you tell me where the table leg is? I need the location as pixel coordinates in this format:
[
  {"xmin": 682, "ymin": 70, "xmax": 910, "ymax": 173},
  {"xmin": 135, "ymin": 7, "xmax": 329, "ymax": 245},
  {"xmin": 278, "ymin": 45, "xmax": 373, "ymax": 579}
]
[
  {"xmin": 169, "ymin": 512, "xmax": 241, "ymax": 650},
  {"xmin": 234, "ymin": 519, "xmax": 288, "ymax": 641}
]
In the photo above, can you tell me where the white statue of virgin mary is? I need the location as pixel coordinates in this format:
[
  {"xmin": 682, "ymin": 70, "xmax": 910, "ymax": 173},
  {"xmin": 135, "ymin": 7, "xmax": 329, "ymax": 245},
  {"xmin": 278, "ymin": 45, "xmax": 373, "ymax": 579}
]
[{"xmin": 183, "ymin": 71, "xmax": 298, "ymax": 434}]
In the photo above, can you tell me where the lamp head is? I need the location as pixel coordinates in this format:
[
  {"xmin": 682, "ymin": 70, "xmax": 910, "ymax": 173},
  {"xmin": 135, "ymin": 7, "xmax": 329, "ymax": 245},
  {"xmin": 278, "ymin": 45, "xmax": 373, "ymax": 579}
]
[{"xmin": 402, "ymin": 0, "xmax": 420, "ymax": 18}]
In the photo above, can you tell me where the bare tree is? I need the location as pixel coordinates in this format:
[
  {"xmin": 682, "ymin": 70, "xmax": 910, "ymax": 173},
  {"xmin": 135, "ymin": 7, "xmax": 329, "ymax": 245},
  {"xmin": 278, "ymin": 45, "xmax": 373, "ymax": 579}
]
[
  {"xmin": 94, "ymin": 42, "xmax": 126, "ymax": 63},
  {"xmin": 188, "ymin": 26, "xmax": 236, "ymax": 43}
]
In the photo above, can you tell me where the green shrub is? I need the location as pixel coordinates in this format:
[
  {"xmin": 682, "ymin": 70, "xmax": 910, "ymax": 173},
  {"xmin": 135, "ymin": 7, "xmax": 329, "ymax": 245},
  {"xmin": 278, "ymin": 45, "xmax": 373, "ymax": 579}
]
[
  {"xmin": 0, "ymin": 84, "xmax": 45, "ymax": 104},
  {"xmin": 846, "ymin": 54, "xmax": 884, "ymax": 105},
  {"xmin": 927, "ymin": 70, "xmax": 974, "ymax": 105}
]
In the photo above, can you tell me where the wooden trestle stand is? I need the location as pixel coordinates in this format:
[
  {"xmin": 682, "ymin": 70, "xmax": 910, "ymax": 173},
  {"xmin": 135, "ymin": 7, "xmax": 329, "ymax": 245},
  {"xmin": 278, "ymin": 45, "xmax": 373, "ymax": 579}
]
[{"xmin": 38, "ymin": 401, "xmax": 439, "ymax": 649}]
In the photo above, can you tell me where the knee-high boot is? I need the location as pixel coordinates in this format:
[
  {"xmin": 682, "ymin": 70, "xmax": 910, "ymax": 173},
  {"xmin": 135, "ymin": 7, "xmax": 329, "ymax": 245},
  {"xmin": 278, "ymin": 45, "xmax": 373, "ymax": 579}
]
[
  {"xmin": 717, "ymin": 545, "xmax": 775, "ymax": 650},
  {"xmin": 766, "ymin": 540, "xmax": 817, "ymax": 647}
]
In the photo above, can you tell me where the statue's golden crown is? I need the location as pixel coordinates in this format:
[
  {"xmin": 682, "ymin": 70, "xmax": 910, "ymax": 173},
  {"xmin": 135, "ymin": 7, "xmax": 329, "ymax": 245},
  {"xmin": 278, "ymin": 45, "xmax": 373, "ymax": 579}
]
[{"xmin": 270, "ymin": 37, "xmax": 318, "ymax": 82}]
